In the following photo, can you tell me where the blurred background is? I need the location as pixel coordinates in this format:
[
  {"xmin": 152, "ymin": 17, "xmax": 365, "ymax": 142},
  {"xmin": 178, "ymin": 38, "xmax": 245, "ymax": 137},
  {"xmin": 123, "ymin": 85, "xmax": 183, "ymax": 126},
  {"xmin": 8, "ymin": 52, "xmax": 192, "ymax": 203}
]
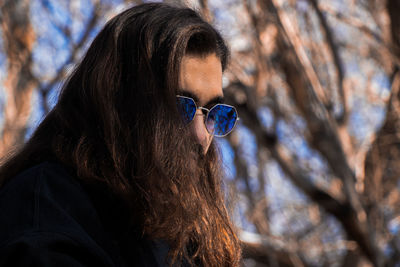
[{"xmin": 1, "ymin": 0, "xmax": 400, "ymax": 266}]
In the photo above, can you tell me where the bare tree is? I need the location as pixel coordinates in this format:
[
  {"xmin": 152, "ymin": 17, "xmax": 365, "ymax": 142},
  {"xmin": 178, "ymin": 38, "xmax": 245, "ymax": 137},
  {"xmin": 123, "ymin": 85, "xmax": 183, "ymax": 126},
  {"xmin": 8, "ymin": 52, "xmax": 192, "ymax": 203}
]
[{"xmin": 195, "ymin": 0, "xmax": 400, "ymax": 265}]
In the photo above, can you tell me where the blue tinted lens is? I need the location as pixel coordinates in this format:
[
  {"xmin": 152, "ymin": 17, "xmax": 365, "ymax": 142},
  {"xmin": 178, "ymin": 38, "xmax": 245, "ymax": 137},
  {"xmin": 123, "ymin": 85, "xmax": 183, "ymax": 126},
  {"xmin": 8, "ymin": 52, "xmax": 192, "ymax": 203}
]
[
  {"xmin": 176, "ymin": 96, "xmax": 196, "ymax": 124},
  {"xmin": 207, "ymin": 105, "xmax": 237, "ymax": 136}
]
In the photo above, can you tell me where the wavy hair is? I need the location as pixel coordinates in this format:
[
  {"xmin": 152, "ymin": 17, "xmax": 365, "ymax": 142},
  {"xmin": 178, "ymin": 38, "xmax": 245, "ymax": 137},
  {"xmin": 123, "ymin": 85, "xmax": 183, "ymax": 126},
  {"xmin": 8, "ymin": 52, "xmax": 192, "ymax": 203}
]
[{"xmin": 0, "ymin": 3, "xmax": 241, "ymax": 266}]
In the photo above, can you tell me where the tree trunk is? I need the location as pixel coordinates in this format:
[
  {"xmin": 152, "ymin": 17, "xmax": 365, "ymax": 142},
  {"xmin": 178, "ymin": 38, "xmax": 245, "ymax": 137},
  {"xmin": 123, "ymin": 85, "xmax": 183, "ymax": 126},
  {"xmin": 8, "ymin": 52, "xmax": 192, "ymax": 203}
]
[{"xmin": 0, "ymin": 0, "xmax": 37, "ymax": 157}]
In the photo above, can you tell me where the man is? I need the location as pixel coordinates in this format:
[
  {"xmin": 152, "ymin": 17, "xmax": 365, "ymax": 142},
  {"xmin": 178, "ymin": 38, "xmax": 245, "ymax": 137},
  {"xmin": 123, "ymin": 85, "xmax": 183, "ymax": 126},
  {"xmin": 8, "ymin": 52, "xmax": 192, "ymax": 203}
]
[{"xmin": 0, "ymin": 3, "xmax": 241, "ymax": 266}]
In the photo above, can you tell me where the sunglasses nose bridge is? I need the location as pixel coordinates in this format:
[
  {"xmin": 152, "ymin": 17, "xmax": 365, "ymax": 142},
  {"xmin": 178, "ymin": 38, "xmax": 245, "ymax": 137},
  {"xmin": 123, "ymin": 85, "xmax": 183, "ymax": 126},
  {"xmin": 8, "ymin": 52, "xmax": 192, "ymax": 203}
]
[{"xmin": 198, "ymin": 107, "xmax": 209, "ymax": 116}]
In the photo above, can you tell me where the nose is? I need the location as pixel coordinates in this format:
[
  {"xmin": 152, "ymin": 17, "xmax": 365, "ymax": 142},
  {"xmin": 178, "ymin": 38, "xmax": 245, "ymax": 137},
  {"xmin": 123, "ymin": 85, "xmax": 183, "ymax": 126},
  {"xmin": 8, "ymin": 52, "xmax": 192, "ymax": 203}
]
[{"xmin": 190, "ymin": 110, "xmax": 212, "ymax": 151}]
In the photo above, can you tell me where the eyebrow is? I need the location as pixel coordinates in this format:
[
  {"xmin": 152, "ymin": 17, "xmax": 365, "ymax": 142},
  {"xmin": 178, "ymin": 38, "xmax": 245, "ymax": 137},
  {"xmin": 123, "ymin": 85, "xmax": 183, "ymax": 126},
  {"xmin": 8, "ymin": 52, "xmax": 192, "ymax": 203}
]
[{"xmin": 177, "ymin": 90, "xmax": 224, "ymax": 108}]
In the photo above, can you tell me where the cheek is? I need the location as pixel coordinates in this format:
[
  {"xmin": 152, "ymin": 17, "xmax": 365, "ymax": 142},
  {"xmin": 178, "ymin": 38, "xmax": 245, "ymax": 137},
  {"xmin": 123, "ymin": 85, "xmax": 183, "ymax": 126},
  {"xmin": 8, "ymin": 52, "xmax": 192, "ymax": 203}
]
[{"xmin": 205, "ymin": 118, "xmax": 215, "ymax": 134}]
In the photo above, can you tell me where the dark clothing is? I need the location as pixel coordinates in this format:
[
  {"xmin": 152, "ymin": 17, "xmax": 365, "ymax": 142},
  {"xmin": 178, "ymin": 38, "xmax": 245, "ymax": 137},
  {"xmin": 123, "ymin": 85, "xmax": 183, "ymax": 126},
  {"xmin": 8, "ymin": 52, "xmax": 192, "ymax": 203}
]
[{"xmin": 0, "ymin": 162, "xmax": 172, "ymax": 266}]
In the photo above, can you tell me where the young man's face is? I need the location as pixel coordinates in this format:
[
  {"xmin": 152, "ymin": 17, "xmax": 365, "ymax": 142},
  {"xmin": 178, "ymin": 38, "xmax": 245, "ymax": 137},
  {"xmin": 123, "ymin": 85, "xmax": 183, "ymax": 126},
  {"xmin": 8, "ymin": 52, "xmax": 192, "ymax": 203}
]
[{"xmin": 179, "ymin": 53, "xmax": 223, "ymax": 154}]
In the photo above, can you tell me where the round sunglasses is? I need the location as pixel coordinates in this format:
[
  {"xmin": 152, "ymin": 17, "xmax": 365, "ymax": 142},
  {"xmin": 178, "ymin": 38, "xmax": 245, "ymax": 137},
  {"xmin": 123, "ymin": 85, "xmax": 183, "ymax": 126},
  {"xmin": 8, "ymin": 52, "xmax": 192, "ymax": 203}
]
[{"xmin": 176, "ymin": 95, "xmax": 239, "ymax": 137}]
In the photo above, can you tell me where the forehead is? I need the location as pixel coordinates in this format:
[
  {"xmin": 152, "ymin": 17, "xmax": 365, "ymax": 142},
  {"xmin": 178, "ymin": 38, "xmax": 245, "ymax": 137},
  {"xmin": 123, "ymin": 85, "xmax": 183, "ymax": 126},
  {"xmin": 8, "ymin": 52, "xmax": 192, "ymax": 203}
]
[{"xmin": 179, "ymin": 54, "xmax": 223, "ymax": 106}]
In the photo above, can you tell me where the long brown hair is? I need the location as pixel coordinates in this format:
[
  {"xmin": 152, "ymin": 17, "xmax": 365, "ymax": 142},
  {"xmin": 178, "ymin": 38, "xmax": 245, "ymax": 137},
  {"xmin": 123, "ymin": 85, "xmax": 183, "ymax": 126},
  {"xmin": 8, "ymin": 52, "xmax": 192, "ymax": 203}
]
[{"xmin": 0, "ymin": 3, "xmax": 241, "ymax": 266}]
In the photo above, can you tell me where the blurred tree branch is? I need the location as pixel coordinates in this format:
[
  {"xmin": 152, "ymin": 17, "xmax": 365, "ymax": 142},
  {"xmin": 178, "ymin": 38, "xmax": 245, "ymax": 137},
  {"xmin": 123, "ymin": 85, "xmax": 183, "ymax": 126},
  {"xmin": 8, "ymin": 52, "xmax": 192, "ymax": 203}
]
[
  {"xmin": 307, "ymin": 0, "xmax": 347, "ymax": 125},
  {"xmin": 0, "ymin": 0, "xmax": 37, "ymax": 156},
  {"xmin": 38, "ymin": 0, "xmax": 103, "ymax": 113}
]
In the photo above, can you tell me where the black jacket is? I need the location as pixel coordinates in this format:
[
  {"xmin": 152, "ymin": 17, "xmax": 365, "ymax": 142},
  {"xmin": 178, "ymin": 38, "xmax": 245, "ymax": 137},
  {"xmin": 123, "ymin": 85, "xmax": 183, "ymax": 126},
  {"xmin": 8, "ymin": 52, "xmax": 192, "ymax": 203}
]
[{"xmin": 0, "ymin": 161, "xmax": 174, "ymax": 266}]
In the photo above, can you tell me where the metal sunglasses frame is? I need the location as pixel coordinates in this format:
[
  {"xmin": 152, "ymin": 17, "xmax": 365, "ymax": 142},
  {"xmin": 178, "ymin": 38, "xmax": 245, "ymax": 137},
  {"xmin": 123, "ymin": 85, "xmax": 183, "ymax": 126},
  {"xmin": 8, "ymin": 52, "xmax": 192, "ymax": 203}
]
[{"xmin": 176, "ymin": 95, "xmax": 239, "ymax": 137}]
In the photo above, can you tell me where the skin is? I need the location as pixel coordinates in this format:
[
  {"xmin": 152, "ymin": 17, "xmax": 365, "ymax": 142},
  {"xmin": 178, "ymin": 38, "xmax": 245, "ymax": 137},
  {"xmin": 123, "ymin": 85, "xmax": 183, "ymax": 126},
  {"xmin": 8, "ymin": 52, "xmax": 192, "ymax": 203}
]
[{"xmin": 179, "ymin": 53, "xmax": 223, "ymax": 154}]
